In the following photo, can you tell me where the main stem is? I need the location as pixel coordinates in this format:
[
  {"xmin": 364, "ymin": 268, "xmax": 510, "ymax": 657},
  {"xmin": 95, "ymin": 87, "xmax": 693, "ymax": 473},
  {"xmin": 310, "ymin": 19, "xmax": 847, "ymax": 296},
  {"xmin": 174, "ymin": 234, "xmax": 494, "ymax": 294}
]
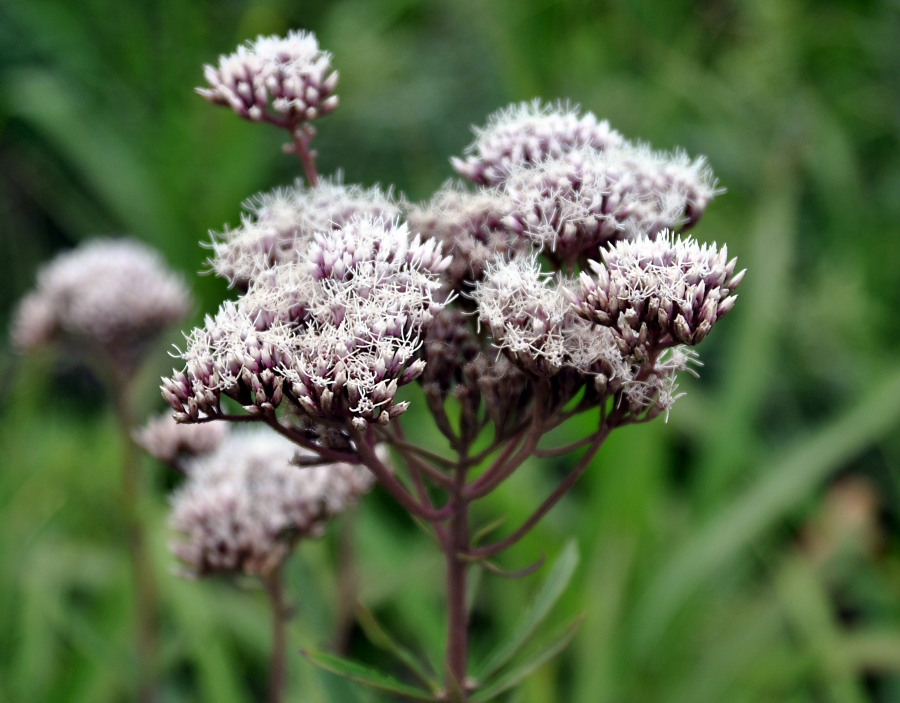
[
  {"xmin": 263, "ymin": 565, "xmax": 288, "ymax": 703},
  {"xmin": 444, "ymin": 457, "xmax": 470, "ymax": 702}
]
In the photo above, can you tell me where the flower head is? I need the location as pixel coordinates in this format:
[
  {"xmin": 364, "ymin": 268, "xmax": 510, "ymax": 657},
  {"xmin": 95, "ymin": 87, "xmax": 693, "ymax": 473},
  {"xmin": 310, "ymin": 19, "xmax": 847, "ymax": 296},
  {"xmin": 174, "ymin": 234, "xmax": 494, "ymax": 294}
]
[
  {"xmin": 209, "ymin": 175, "xmax": 399, "ymax": 288},
  {"xmin": 169, "ymin": 427, "xmax": 374, "ymax": 577},
  {"xmin": 571, "ymin": 231, "xmax": 744, "ymax": 353},
  {"xmin": 406, "ymin": 181, "xmax": 528, "ymax": 291},
  {"xmin": 164, "ymin": 217, "xmax": 449, "ymax": 429},
  {"xmin": 474, "ymin": 256, "xmax": 628, "ymax": 385},
  {"xmin": 11, "ymin": 239, "xmax": 190, "ymax": 369},
  {"xmin": 197, "ymin": 30, "xmax": 339, "ymax": 124},
  {"xmin": 451, "ymin": 100, "xmax": 623, "ymax": 186},
  {"xmin": 500, "ymin": 143, "xmax": 718, "ymax": 264}
]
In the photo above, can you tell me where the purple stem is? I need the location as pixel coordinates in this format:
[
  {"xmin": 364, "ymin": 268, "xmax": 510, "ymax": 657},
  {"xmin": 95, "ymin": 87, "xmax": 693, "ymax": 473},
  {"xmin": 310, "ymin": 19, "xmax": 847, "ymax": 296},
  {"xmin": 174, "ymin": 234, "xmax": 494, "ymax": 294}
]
[
  {"xmin": 467, "ymin": 427, "xmax": 609, "ymax": 559},
  {"xmin": 444, "ymin": 454, "xmax": 471, "ymax": 702},
  {"xmin": 352, "ymin": 427, "xmax": 452, "ymax": 522}
]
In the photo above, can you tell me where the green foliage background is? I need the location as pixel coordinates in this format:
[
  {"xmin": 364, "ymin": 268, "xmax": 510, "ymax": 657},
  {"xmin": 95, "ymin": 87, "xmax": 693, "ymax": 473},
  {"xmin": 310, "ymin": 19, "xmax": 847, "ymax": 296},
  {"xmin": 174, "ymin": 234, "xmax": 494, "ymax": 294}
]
[{"xmin": 2, "ymin": 0, "xmax": 900, "ymax": 700}]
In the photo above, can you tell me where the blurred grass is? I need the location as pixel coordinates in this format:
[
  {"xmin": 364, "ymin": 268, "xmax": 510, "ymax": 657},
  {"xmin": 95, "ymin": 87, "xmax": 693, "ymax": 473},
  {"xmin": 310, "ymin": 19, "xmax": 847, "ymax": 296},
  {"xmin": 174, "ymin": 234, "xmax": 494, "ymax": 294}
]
[{"xmin": 2, "ymin": 0, "xmax": 900, "ymax": 700}]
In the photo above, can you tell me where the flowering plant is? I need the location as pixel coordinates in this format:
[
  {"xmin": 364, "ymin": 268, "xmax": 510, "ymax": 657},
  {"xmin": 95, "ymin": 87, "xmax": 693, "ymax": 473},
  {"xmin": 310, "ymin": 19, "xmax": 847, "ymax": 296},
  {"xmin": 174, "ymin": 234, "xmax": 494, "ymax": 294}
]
[{"xmin": 163, "ymin": 29, "xmax": 744, "ymax": 702}]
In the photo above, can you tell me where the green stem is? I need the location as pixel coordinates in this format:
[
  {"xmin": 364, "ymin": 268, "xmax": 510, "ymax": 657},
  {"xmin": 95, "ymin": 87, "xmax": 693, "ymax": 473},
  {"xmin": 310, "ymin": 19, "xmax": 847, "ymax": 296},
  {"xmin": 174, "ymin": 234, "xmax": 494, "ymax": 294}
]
[
  {"xmin": 110, "ymin": 370, "xmax": 157, "ymax": 703},
  {"xmin": 263, "ymin": 565, "xmax": 288, "ymax": 703}
]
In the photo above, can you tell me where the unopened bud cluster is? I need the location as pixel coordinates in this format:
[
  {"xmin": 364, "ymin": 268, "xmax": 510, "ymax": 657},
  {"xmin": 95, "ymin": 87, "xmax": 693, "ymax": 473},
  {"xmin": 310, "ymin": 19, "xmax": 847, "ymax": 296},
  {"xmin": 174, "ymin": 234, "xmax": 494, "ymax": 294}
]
[
  {"xmin": 198, "ymin": 30, "xmax": 338, "ymax": 124},
  {"xmin": 571, "ymin": 232, "xmax": 744, "ymax": 355}
]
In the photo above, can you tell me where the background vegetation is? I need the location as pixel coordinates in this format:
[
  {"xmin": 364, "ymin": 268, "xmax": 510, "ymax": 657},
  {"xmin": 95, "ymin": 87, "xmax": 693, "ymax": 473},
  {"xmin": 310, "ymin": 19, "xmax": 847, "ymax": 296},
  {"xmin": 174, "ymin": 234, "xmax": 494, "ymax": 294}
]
[{"xmin": 2, "ymin": 0, "xmax": 900, "ymax": 700}]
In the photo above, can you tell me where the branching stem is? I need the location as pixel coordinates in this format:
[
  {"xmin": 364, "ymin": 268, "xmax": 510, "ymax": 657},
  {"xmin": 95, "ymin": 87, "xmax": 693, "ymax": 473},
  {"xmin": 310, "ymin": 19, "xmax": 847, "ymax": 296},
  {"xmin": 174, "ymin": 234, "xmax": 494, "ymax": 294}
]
[{"xmin": 467, "ymin": 427, "xmax": 609, "ymax": 559}]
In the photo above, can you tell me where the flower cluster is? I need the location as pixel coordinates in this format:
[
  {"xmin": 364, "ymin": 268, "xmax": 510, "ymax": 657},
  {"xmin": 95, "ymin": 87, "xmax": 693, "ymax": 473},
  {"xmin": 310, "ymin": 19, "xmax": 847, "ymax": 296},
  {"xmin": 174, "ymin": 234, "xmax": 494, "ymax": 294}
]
[
  {"xmin": 135, "ymin": 412, "xmax": 227, "ymax": 466},
  {"xmin": 474, "ymin": 256, "xmax": 625, "ymax": 382},
  {"xmin": 166, "ymin": 29, "xmax": 743, "ymax": 480},
  {"xmin": 443, "ymin": 101, "xmax": 718, "ymax": 267},
  {"xmin": 156, "ymin": 31, "xmax": 751, "ymax": 700},
  {"xmin": 451, "ymin": 100, "xmax": 624, "ymax": 186},
  {"xmin": 473, "ymin": 233, "xmax": 741, "ymax": 417},
  {"xmin": 406, "ymin": 182, "xmax": 527, "ymax": 292},
  {"xmin": 197, "ymin": 30, "xmax": 338, "ymax": 124},
  {"xmin": 169, "ymin": 427, "xmax": 374, "ymax": 577},
  {"xmin": 498, "ymin": 143, "xmax": 716, "ymax": 263},
  {"xmin": 570, "ymin": 232, "xmax": 744, "ymax": 354},
  {"xmin": 11, "ymin": 239, "xmax": 189, "ymax": 369},
  {"xmin": 164, "ymin": 217, "xmax": 450, "ymax": 429},
  {"xmin": 209, "ymin": 176, "xmax": 399, "ymax": 289}
]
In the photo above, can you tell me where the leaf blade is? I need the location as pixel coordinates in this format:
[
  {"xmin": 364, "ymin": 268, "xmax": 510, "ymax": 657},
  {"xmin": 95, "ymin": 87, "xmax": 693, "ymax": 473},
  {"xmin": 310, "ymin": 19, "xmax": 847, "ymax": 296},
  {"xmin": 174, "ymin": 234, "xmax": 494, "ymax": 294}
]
[
  {"xmin": 302, "ymin": 649, "xmax": 437, "ymax": 701},
  {"xmin": 355, "ymin": 603, "xmax": 437, "ymax": 687},
  {"xmin": 474, "ymin": 540, "xmax": 579, "ymax": 682},
  {"xmin": 471, "ymin": 615, "xmax": 585, "ymax": 702}
]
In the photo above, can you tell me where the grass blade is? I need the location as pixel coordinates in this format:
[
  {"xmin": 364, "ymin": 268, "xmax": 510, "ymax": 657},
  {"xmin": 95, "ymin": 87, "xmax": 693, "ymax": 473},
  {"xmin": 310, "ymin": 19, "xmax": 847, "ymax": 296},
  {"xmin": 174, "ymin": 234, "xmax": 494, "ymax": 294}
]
[{"xmin": 631, "ymin": 367, "xmax": 900, "ymax": 655}]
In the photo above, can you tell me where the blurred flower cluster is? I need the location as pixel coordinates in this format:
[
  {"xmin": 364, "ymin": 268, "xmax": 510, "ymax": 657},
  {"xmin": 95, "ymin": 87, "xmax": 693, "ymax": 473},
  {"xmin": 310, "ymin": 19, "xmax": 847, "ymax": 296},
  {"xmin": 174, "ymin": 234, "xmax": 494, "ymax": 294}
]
[
  {"xmin": 12, "ymin": 238, "xmax": 190, "ymax": 373},
  {"xmin": 167, "ymin": 425, "xmax": 374, "ymax": 577}
]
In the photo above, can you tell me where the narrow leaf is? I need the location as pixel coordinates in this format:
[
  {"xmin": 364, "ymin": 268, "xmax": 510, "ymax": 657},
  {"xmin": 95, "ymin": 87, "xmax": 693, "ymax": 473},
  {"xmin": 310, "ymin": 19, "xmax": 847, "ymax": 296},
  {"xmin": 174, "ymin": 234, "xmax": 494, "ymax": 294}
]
[
  {"xmin": 474, "ymin": 540, "xmax": 579, "ymax": 682},
  {"xmin": 471, "ymin": 615, "xmax": 585, "ymax": 702},
  {"xmin": 302, "ymin": 649, "xmax": 437, "ymax": 701},
  {"xmin": 355, "ymin": 603, "xmax": 437, "ymax": 687},
  {"xmin": 472, "ymin": 516, "xmax": 508, "ymax": 545}
]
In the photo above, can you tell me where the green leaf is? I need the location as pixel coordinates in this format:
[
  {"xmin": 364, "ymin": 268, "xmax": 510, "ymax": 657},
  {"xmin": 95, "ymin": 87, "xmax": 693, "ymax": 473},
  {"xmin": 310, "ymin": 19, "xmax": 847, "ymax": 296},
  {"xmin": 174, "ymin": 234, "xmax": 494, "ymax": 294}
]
[
  {"xmin": 302, "ymin": 649, "xmax": 438, "ymax": 701},
  {"xmin": 355, "ymin": 603, "xmax": 437, "ymax": 688},
  {"xmin": 472, "ymin": 516, "xmax": 508, "ymax": 545},
  {"xmin": 471, "ymin": 615, "xmax": 584, "ymax": 702},
  {"xmin": 474, "ymin": 540, "xmax": 579, "ymax": 682}
]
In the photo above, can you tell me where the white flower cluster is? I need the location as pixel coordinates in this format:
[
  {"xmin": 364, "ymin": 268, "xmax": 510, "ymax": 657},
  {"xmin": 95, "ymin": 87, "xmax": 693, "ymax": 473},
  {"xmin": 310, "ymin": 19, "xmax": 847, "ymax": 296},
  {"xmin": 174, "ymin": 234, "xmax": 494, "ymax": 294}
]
[
  {"xmin": 499, "ymin": 143, "xmax": 716, "ymax": 263},
  {"xmin": 404, "ymin": 101, "xmax": 738, "ymax": 418},
  {"xmin": 571, "ymin": 231, "xmax": 745, "ymax": 352},
  {"xmin": 473, "ymin": 234, "xmax": 742, "ymax": 417},
  {"xmin": 134, "ymin": 412, "xmax": 227, "ymax": 465},
  {"xmin": 197, "ymin": 30, "xmax": 338, "ymax": 124},
  {"xmin": 451, "ymin": 100, "xmax": 624, "ymax": 186},
  {"xmin": 169, "ymin": 427, "xmax": 374, "ymax": 576},
  {"xmin": 474, "ymin": 256, "xmax": 628, "ymax": 383},
  {"xmin": 163, "ymin": 217, "xmax": 450, "ymax": 428},
  {"xmin": 406, "ymin": 181, "xmax": 528, "ymax": 291},
  {"xmin": 209, "ymin": 175, "xmax": 399, "ymax": 288},
  {"xmin": 170, "ymin": 38, "xmax": 744, "ymax": 431},
  {"xmin": 11, "ymin": 239, "xmax": 189, "ymax": 367},
  {"xmin": 442, "ymin": 101, "xmax": 717, "ymax": 266}
]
